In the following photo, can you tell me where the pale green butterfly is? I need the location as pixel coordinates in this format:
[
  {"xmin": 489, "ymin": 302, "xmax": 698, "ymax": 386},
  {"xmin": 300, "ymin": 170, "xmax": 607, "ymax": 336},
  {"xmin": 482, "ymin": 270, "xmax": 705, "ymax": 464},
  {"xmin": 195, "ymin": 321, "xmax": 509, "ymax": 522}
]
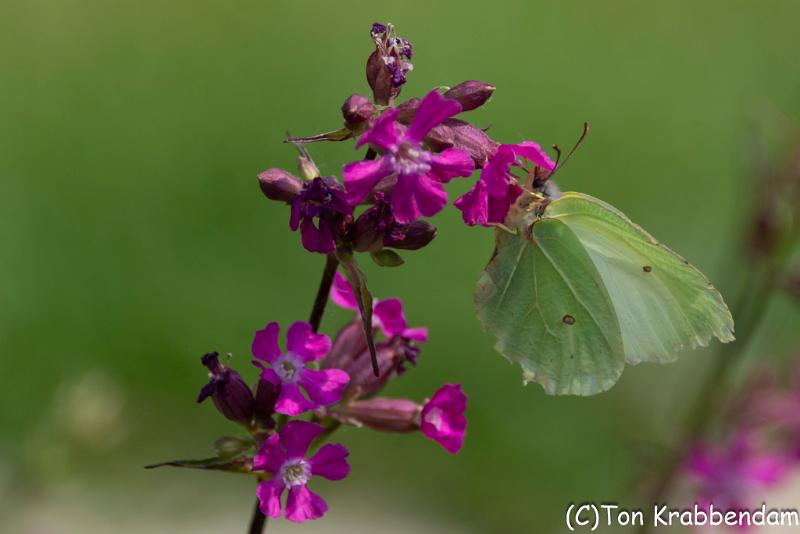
[{"xmin": 475, "ymin": 190, "xmax": 735, "ymax": 396}]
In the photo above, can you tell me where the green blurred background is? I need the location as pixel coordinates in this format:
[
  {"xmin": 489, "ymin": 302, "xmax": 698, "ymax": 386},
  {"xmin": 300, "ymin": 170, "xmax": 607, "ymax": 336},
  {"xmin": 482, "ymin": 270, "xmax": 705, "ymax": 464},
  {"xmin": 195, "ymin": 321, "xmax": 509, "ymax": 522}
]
[{"xmin": 2, "ymin": 0, "xmax": 799, "ymax": 532}]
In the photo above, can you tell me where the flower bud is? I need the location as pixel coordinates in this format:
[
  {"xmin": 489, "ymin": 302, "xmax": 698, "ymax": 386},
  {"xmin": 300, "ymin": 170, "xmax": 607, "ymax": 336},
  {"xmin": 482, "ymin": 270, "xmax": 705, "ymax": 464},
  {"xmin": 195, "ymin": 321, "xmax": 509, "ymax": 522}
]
[
  {"xmin": 346, "ymin": 339, "xmax": 405, "ymax": 397},
  {"xmin": 366, "ymin": 23, "xmax": 413, "ymax": 105},
  {"xmin": 394, "ymin": 98, "xmax": 420, "ymax": 124},
  {"xmin": 338, "ymin": 398, "xmax": 421, "ymax": 432},
  {"xmin": 197, "ymin": 352, "xmax": 255, "ymax": 427},
  {"xmin": 426, "ymin": 119, "xmax": 498, "ymax": 167},
  {"xmin": 444, "ymin": 80, "xmax": 495, "ymax": 112},
  {"xmin": 257, "ymin": 168, "xmax": 303, "ymax": 202},
  {"xmin": 384, "ymin": 220, "xmax": 437, "ymax": 250},
  {"xmin": 253, "ymin": 379, "xmax": 278, "ymax": 429},
  {"xmin": 322, "ymin": 320, "xmax": 369, "ymax": 371},
  {"xmin": 342, "ymin": 94, "xmax": 374, "ymax": 132}
]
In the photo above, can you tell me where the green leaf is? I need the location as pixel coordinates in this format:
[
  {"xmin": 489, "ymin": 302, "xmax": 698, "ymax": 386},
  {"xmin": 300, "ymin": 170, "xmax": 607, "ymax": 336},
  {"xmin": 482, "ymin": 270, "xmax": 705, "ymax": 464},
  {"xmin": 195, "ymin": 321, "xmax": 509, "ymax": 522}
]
[
  {"xmin": 475, "ymin": 191, "xmax": 734, "ymax": 396},
  {"xmin": 335, "ymin": 250, "xmax": 379, "ymax": 376},
  {"xmin": 370, "ymin": 249, "xmax": 405, "ymax": 267}
]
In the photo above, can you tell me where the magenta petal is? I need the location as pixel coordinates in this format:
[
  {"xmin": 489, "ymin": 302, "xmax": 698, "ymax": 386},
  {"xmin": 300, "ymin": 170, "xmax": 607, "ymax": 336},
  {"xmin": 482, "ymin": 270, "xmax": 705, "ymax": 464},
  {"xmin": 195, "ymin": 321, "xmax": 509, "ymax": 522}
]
[
  {"xmin": 403, "ymin": 326, "xmax": 429, "ymax": 342},
  {"xmin": 252, "ymin": 322, "xmax": 282, "ymax": 363},
  {"xmin": 275, "ymin": 383, "xmax": 315, "ymax": 416},
  {"xmin": 253, "ymin": 433, "xmax": 285, "ymax": 473},
  {"xmin": 285, "ymin": 321, "xmax": 331, "ymax": 362},
  {"xmin": 330, "ymin": 272, "xmax": 358, "ymax": 311},
  {"xmin": 406, "ymin": 90, "xmax": 462, "ymax": 143},
  {"xmin": 299, "ymin": 368, "xmax": 349, "ymax": 406},
  {"xmin": 256, "ymin": 365, "xmax": 281, "ymax": 386},
  {"xmin": 429, "ymin": 148, "xmax": 475, "ymax": 183},
  {"xmin": 285, "ymin": 485, "xmax": 328, "ymax": 523},
  {"xmin": 299, "ymin": 218, "xmax": 335, "ymax": 254},
  {"xmin": 256, "ymin": 479, "xmax": 285, "ymax": 519},
  {"xmin": 280, "ymin": 420, "xmax": 324, "ymax": 458},
  {"xmin": 373, "ymin": 298, "xmax": 408, "ymax": 337},
  {"xmin": 509, "ymin": 140, "xmax": 556, "ymax": 171},
  {"xmin": 310, "ymin": 443, "xmax": 350, "ymax": 481},
  {"xmin": 391, "ymin": 173, "xmax": 448, "ymax": 224},
  {"xmin": 454, "ymin": 180, "xmax": 489, "ymax": 226},
  {"xmin": 487, "ymin": 182, "xmax": 522, "ymax": 224},
  {"xmin": 481, "ymin": 145, "xmax": 516, "ymax": 197},
  {"xmin": 356, "ymin": 108, "xmax": 400, "ymax": 151},
  {"xmin": 420, "ymin": 384, "xmax": 468, "ymax": 454},
  {"xmin": 343, "ymin": 158, "xmax": 393, "ymax": 205},
  {"xmin": 289, "ymin": 201, "xmax": 301, "ymax": 231}
]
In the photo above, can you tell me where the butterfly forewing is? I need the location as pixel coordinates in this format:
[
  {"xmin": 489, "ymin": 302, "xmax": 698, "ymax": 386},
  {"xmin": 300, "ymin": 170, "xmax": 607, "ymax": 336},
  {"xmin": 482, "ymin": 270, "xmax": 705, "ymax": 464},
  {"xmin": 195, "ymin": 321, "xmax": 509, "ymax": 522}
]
[{"xmin": 545, "ymin": 192, "xmax": 735, "ymax": 366}]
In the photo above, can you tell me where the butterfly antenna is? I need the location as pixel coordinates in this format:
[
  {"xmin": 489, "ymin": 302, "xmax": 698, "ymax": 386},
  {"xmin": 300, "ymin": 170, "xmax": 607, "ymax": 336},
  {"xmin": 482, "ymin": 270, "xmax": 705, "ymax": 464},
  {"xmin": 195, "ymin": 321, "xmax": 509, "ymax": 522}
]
[{"xmin": 550, "ymin": 122, "xmax": 589, "ymax": 177}]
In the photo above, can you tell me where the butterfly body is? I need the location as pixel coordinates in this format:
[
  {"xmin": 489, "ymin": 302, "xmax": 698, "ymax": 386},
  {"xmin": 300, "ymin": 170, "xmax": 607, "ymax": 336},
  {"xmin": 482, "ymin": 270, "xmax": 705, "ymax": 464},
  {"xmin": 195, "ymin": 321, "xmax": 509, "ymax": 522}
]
[{"xmin": 476, "ymin": 191, "xmax": 734, "ymax": 395}]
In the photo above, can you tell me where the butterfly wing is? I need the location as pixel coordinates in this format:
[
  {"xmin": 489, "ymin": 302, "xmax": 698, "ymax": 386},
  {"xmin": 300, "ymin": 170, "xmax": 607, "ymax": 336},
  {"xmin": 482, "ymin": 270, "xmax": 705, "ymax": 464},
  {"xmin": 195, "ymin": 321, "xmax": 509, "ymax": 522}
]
[
  {"xmin": 545, "ymin": 192, "xmax": 735, "ymax": 365},
  {"xmin": 476, "ymin": 218, "xmax": 625, "ymax": 395}
]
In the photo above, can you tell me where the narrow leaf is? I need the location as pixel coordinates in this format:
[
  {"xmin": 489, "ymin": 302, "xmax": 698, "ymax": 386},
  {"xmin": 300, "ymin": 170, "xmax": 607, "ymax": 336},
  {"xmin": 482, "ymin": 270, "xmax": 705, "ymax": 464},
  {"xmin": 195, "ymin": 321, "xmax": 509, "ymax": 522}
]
[{"xmin": 336, "ymin": 250, "xmax": 379, "ymax": 376}]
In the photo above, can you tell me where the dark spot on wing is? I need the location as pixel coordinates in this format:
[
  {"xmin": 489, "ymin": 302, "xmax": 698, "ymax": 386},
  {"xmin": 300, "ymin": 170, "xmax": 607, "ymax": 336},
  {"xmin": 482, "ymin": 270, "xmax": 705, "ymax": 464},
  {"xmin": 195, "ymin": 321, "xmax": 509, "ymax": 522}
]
[
  {"xmin": 643, "ymin": 265, "xmax": 652, "ymax": 273},
  {"xmin": 562, "ymin": 314, "xmax": 576, "ymax": 325}
]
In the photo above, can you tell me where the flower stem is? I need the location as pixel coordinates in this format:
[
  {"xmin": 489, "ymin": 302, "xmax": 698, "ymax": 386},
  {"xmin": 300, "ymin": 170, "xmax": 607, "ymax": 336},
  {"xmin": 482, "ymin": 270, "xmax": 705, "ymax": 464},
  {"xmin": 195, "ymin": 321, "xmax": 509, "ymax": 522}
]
[{"xmin": 248, "ymin": 496, "xmax": 267, "ymax": 534}]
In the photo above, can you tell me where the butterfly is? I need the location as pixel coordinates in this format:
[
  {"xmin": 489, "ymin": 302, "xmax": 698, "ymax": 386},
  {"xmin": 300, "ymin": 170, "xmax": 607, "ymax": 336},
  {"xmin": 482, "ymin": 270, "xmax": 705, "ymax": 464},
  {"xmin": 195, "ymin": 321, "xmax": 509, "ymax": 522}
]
[{"xmin": 475, "ymin": 190, "xmax": 734, "ymax": 395}]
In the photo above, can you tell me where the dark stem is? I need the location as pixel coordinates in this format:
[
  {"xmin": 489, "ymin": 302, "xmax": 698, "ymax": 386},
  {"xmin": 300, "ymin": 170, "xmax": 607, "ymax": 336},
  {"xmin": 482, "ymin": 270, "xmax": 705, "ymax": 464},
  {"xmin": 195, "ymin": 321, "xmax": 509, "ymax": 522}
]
[
  {"xmin": 309, "ymin": 254, "xmax": 340, "ymax": 332},
  {"xmin": 248, "ymin": 496, "xmax": 267, "ymax": 534}
]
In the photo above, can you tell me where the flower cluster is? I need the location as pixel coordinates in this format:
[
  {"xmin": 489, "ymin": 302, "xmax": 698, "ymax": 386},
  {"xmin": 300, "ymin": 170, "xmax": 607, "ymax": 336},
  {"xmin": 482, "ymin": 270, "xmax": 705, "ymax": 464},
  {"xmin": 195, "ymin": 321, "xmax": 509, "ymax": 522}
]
[
  {"xmin": 194, "ymin": 280, "xmax": 466, "ymax": 522},
  {"xmin": 259, "ymin": 23, "xmax": 561, "ymax": 259}
]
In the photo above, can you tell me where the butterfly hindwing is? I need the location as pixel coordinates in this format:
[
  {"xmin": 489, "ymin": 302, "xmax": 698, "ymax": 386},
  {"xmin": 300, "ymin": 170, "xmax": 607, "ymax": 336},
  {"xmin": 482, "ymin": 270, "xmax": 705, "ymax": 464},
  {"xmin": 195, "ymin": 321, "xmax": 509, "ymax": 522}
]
[{"xmin": 476, "ymin": 218, "xmax": 625, "ymax": 395}]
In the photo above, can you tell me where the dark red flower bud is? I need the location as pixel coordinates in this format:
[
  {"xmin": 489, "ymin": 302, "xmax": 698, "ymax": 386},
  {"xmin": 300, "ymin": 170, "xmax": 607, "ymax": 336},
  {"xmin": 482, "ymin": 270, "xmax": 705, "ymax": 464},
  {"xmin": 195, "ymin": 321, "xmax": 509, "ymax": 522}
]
[
  {"xmin": 395, "ymin": 98, "xmax": 420, "ymax": 124},
  {"xmin": 253, "ymin": 379, "xmax": 278, "ymax": 429},
  {"xmin": 342, "ymin": 94, "xmax": 374, "ymax": 132},
  {"xmin": 384, "ymin": 220, "xmax": 436, "ymax": 250},
  {"xmin": 426, "ymin": 119, "xmax": 499, "ymax": 167},
  {"xmin": 337, "ymin": 397, "xmax": 420, "ymax": 432},
  {"xmin": 444, "ymin": 80, "xmax": 496, "ymax": 112},
  {"xmin": 198, "ymin": 352, "xmax": 254, "ymax": 427},
  {"xmin": 257, "ymin": 168, "xmax": 303, "ymax": 202}
]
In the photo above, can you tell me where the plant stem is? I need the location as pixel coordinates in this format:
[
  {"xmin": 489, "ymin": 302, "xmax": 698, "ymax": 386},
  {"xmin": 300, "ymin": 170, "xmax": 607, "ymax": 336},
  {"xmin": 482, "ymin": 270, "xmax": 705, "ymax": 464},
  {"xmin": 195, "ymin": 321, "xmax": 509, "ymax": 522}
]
[
  {"xmin": 248, "ymin": 496, "xmax": 267, "ymax": 534},
  {"xmin": 247, "ymin": 253, "xmax": 340, "ymax": 533}
]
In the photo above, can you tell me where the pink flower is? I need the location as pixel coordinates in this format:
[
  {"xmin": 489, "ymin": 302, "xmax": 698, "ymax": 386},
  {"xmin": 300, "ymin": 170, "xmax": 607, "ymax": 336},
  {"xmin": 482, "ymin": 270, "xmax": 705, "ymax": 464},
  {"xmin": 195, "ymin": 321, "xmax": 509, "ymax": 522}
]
[
  {"xmin": 684, "ymin": 433, "xmax": 788, "ymax": 511},
  {"xmin": 254, "ymin": 420, "xmax": 349, "ymax": 523},
  {"xmin": 420, "ymin": 384, "xmax": 467, "ymax": 454},
  {"xmin": 251, "ymin": 321, "xmax": 349, "ymax": 416},
  {"xmin": 343, "ymin": 90, "xmax": 475, "ymax": 224},
  {"xmin": 329, "ymin": 272, "xmax": 428, "ymax": 342},
  {"xmin": 455, "ymin": 141, "xmax": 555, "ymax": 226}
]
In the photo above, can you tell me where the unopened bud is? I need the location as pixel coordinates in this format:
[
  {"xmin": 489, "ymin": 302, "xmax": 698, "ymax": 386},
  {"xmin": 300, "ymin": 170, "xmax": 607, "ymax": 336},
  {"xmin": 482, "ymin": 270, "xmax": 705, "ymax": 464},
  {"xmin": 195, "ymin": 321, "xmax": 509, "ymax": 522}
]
[
  {"xmin": 322, "ymin": 320, "xmax": 369, "ymax": 371},
  {"xmin": 384, "ymin": 220, "xmax": 437, "ymax": 250},
  {"xmin": 198, "ymin": 352, "xmax": 255, "ymax": 427},
  {"xmin": 253, "ymin": 379, "xmax": 278, "ymax": 429},
  {"xmin": 257, "ymin": 168, "xmax": 303, "ymax": 202},
  {"xmin": 426, "ymin": 119, "xmax": 498, "ymax": 167},
  {"xmin": 338, "ymin": 397, "xmax": 420, "ymax": 432},
  {"xmin": 395, "ymin": 98, "xmax": 420, "ymax": 124},
  {"xmin": 346, "ymin": 339, "xmax": 406, "ymax": 397},
  {"xmin": 342, "ymin": 94, "xmax": 374, "ymax": 132},
  {"xmin": 444, "ymin": 80, "xmax": 495, "ymax": 112}
]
